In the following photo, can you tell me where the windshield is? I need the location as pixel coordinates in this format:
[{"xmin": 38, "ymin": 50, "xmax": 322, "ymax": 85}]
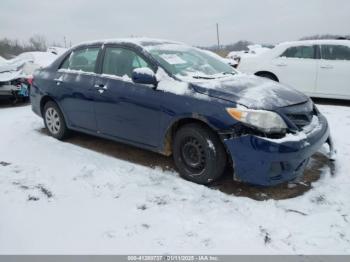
[{"xmin": 146, "ymin": 44, "xmax": 236, "ymax": 80}]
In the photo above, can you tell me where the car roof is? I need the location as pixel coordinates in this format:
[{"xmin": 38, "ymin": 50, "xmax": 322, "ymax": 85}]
[
  {"xmin": 277, "ymin": 39, "xmax": 350, "ymax": 47},
  {"xmin": 73, "ymin": 37, "xmax": 184, "ymax": 49}
]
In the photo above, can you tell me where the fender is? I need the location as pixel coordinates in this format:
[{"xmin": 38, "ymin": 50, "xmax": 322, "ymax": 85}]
[{"xmin": 160, "ymin": 113, "xmax": 221, "ymax": 156}]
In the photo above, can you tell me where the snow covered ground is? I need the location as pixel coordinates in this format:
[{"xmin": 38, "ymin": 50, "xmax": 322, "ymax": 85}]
[{"xmin": 0, "ymin": 103, "xmax": 349, "ymax": 254}]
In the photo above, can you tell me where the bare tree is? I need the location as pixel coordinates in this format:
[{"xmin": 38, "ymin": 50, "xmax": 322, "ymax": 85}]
[{"xmin": 28, "ymin": 35, "xmax": 47, "ymax": 51}]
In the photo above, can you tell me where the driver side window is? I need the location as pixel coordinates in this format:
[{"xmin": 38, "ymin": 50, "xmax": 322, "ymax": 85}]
[{"xmin": 102, "ymin": 47, "xmax": 152, "ymax": 78}]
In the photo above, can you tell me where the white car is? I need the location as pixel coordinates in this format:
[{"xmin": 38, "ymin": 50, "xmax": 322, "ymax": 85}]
[{"xmin": 238, "ymin": 40, "xmax": 350, "ymax": 100}]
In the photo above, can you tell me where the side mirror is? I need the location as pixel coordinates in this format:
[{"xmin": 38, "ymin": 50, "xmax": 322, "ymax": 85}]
[{"xmin": 132, "ymin": 68, "xmax": 158, "ymax": 86}]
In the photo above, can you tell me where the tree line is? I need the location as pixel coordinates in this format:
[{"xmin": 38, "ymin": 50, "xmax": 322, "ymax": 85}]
[
  {"xmin": 1, "ymin": 34, "xmax": 348, "ymax": 59},
  {"xmin": 0, "ymin": 35, "xmax": 63, "ymax": 59}
]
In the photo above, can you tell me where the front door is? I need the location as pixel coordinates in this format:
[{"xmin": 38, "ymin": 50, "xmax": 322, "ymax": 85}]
[
  {"xmin": 271, "ymin": 45, "xmax": 318, "ymax": 94},
  {"xmin": 317, "ymin": 44, "xmax": 350, "ymax": 98},
  {"xmin": 93, "ymin": 46, "xmax": 162, "ymax": 147}
]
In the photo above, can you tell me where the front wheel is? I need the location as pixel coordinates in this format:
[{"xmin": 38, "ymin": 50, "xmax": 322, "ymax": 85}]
[
  {"xmin": 172, "ymin": 123, "xmax": 227, "ymax": 184},
  {"xmin": 43, "ymin": 101, "xmax": 69, "ymax": 140}
]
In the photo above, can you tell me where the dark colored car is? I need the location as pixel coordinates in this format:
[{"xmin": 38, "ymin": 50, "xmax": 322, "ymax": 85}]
[{"xmin": 30, "ymin": 38, "xmax": 333, "ymax": 186}]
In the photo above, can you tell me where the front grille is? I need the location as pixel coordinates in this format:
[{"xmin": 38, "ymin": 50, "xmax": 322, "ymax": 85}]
[
  {"xmin": 280, "ymin": 100, "xmax": 316, "ymax": 130},
  {"xmin": 287, "ymin": 112, "xmax": 314, "ymax": 129}
]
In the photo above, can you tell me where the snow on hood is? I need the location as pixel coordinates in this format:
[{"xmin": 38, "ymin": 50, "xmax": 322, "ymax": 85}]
[
  {"xmin": 190, "ymin": 73, "xmax": 309, "ymax": 110},
  {"xmin": 0, "ymin": 51, "xmax": 59, "ymax": 82}
]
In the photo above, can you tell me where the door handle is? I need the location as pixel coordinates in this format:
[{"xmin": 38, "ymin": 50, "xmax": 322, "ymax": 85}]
[
  {"xmin": 94, "ymin": 83, "xmax": 108, "ymax": 94},
  {"xmin": 276, "ymin": 63, "xmax": 287, "ymax": 67},
  {"xmin": 320, "ymin": 65, "xmax": 333, "ymax": 69},
  {"xmin": 94, "ymin": 84, "xmax": 108, "ymax": 90},
  {"xmin": 54, "ymin": 78, "xmax": 63, "ymax": 86}
]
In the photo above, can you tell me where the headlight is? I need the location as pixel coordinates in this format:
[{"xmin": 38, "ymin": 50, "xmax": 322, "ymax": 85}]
[{"xmin": 226, "ymin": 107, "xmax": 287, "ymax": 133}]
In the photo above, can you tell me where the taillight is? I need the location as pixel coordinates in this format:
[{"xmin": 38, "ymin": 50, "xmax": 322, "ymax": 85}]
[{"xmin": 27, "ymin": 77, "xmax": 33, "ymax": 85}]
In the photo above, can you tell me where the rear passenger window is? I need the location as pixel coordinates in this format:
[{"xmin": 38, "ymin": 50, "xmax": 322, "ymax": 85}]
[
  {"xmin": 280, "ymin": 46, "xmax": 315, "ymax": 59},
  {"xmin": 321, "ymin": 45, "xmax": 350, "ymax": 60},
  {"xmin": 60, "ymin": 47, "xmax": 99, "ymax": 73}
]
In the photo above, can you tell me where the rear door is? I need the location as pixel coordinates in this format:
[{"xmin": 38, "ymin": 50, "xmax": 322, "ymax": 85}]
[
  {"xmin": 54, "ymin": 46, "xmax": 100, "ymax": 131},
  {"xmin": 93, "ymin": 45, "xmax": 162, "ymax": 147},
  {"xmin": 271, "ymin": 45, "xmax": 318, "ymax": 94},
  {"xmin": 317, "ymin": 44, "xmax": 350, "ymax": 98}
]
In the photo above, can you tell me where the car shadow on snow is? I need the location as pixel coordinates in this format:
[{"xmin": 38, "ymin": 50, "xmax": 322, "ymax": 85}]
[
  {"xmin": 37, "ymin": 127, "xmax": 335, "ymax": 201},
  {"xmin": 312, "ymin": 97, "xmax": 350, "ymax": 107}
]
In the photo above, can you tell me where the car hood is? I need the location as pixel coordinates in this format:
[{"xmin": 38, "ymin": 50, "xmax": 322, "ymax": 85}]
[{"xmin": 190, "ymin": 74, "xmax": 309, "ymax": 110}]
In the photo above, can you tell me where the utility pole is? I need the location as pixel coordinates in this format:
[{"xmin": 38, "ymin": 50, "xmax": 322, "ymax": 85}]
[
  {"xmin": 63, "ymin": 36, "xmax": 67, "ymax": 48},
  {"xmin": 216, "ymin": 23, "xmax": 220, "ymax": 49}
]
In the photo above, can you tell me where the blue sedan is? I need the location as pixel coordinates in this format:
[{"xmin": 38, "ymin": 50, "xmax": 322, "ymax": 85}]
[{"xmin": 30, "ymin": 38, "xmax": 333, "ymax": 186}]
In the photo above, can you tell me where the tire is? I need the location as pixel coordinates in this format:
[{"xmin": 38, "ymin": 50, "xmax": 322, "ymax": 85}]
[
  {"xmin": 172, "ymin": 123, "xmax": 227, "ymax": 184},
  {"xmin": 43, "ymin": 101, "xmax": 69, "ymax": 140},
  {"xmin": 257, "ymin": 72, "xmax": 278, "ymax": 82}
]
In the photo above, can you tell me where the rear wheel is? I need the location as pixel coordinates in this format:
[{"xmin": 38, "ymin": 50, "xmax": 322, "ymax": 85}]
[
  {"xmin": 172, "ymin": 123, "xmax": 227, "ymax": 184},
  {"xmin": 43, "ymin": 101, "xmax": 69, "ymax": 140}
]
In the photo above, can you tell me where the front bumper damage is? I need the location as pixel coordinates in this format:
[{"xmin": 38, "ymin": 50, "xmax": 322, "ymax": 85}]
[{"xmin": 221, "ymin": 114, "xmax": 331, "ymax": 186}]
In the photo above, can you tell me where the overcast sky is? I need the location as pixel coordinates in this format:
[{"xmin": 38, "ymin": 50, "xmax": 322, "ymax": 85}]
[{"xmin": 1, "ymin": 0, "xmax": 350, "ymax": 47}]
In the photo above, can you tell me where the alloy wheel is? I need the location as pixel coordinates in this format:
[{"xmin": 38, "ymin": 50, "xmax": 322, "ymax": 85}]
[{"xmin": 45, "ymin": 107, "xmax": 61, "ymax": 135}]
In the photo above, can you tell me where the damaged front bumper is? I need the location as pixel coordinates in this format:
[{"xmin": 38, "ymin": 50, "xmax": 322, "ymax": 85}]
[{"xmin": 222, "ymin": 114, "xmax": 330, "ymax": 186}]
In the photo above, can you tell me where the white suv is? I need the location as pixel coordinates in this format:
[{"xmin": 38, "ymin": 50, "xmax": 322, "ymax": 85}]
[{"xmin": 238, "ymin": 40, "xmax": 350, "ymax": 100}]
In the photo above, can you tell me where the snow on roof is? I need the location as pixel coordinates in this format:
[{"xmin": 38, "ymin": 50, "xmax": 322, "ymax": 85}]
[
  {"xmin": 74, "ymin": 37, "xmax": 184, "ymax": 49},
  {"xmin": 277, "ymin": 39, "xmax": 350, "ymax": 47},
  {"xmin": 0, "ymin": 51, "xmax": 59, "ymax": 82},
  {"xmin": 0, "ymin": 70, "xmax": 27, "ymax": 82}
]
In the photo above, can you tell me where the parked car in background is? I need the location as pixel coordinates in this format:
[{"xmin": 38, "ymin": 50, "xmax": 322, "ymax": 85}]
[
  {"xmin": 227, "ymin": 44, "xmax": 272, "ymax": 67},
  {"xmin": 238, "ymin": 40, "xmax": 350, "ymax": 100},
  {"xmin": 0, "ymin": 47, "xmax": 66, "ymax": 103},
  {"xmin": 31, "ymin": 38, "xmax": 333, "ymax": 186}
]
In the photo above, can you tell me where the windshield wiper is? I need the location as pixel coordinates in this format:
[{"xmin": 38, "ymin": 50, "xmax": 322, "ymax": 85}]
[
  {"xmin": 192, "ymin": 71, "xmax": 235, "ymax": 80},
  {"xmin": 192, "ymin": 75, "xmax": 216, "ymax": 80},
  {"xmin": 222, "ymin": 71, "xmax": 235, "ymax": 75}
]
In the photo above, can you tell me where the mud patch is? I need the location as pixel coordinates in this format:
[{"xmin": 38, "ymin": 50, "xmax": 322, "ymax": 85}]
[
  {"xmin": 0, "ymin": 161, "xmax": 11, "ymax": 167},
  {"xmin": 28, "ymin": 195, "xmax": 40, "ymax": 201},
  {"xmin": 12, "ymin": 181, "xmax": 53, "ymax": 200},
  {"xmin": 36, "ymin": 184, "xmax": 53, "ymax": 198}
]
